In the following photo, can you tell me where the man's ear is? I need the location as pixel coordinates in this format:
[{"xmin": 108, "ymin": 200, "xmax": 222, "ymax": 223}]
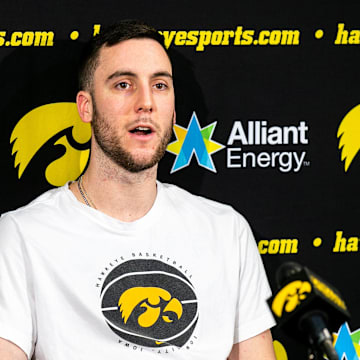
[{"xmin": 76, "ymin": 91, "xmax": 93, "ymax": 123}]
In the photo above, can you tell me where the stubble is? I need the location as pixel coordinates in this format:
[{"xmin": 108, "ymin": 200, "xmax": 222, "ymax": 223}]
[{"xmin": 91, "ymin": 98, "xmax": 173, "ymax": 173}]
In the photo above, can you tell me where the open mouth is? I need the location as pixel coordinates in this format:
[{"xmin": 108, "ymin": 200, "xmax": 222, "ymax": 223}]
[{"xmin": 129, "ymin": 126, "xmax": 153, "ymax": 135}]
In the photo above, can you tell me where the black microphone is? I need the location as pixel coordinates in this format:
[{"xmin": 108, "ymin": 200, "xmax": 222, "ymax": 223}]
[{"xmin": 268, "ymin": 262, "xmax": 350, "ymax": 360}]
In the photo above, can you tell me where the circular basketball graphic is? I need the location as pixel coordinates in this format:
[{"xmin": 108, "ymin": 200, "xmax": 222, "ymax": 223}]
[{"xmin": 100, "ymin": 259, "xmax": 198, "ymax": 348}]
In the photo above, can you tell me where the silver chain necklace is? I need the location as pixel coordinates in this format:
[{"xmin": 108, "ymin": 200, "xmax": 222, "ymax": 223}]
[{"xmin": 78, "ymin": 175, "xmax": 97, "ymax": 209}]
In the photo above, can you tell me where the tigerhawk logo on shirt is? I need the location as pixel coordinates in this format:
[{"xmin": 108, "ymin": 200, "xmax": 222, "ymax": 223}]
[{"xmin": 99, "ymin": 258, "xmax": 198, "ymax": 352}]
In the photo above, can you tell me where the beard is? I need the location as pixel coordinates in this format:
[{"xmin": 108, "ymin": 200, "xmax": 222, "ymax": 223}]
[{"xmin": 91, "ymin": 100, "xmax": 173, "ymax": 173}]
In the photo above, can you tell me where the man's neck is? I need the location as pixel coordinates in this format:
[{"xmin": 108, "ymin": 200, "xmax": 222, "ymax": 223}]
[{"xmin": 70, "ymin": 152, "xmax": 158, "ymax": 222}]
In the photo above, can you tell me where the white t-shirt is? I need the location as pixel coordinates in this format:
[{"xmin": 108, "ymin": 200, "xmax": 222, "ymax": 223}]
[{"xmin": 0, "ymin": 182, "xmax": 275, "ymax": 360}]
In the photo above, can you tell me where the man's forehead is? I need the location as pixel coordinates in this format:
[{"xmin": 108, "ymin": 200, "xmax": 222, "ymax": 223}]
[{"xmin": 96, "ymin": 38, "xmax": 172, "ymax": 74}]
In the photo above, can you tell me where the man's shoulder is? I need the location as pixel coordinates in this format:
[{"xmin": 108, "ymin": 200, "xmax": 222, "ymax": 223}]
[{"xmin": 160, "ymin": 182, "xmax": 245, "ymax": 221}]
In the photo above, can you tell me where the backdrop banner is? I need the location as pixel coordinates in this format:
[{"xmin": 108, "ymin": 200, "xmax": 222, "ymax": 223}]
[{"xmin": 0, "ymin": 2, "xmax": 359, "ymax": 359}]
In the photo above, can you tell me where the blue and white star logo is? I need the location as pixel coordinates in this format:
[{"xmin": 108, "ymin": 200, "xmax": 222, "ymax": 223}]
[{"xmin": 166, "ymin": 112, "xmax": 225, "ymax": 173}]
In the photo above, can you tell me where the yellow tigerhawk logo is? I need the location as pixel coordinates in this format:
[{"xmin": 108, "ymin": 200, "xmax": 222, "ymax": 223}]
[
  {"xmin": 273, "ymin": 340, "xmax": 288, "ymax": 360},
  {"xmin": 119, "ymin": 287, "xmax": 183, "ymax": 328},
  {"xmin": 271, "ymin": 280, "xmax": 312, "ymax": 318},
  {"xmin": 337, "ymin": 104, "xmax": 360, "ymax": 172},
  {"xmin": 10, "ymin": 103, "xmax": 91, "ymax": 186}
]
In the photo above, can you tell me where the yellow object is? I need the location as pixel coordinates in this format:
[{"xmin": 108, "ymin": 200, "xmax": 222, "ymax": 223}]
[
  {"xmin": 273, "ymin": 340, "xmax": 288, "ymax": 360},
  {"xmin": 118, "ymin": 287, "xmax": 183, "ymax": 327},
  {"xmin": 337, "ymin": 104, "xmax": 360, "ymax": 172},
  {"xmin": 10, "ymin": 103, "xmax": 91, "ymax": 186},
  {"xmin": 271, "ymin": 281, "xmax": 312, "ymax": 318}
]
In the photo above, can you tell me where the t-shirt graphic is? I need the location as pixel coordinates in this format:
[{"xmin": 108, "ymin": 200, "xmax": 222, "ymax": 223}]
[{"xmin": 100, "ymin": 259, "xmax": 199, "ymax": 349}]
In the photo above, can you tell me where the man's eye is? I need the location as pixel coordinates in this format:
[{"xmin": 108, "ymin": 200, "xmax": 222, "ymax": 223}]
[
  {"xmin": 116, "ymin": 82, "xmax": 130, "ymax": 89},
  {"xmin": 154, "ymin": 83, "xmax": 167, "ymax": 90}
]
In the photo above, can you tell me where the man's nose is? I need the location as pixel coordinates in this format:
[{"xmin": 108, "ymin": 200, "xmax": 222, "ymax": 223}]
[{"xmin": 135, "ymin": 85, "xmax": 153, "ymax": 113}]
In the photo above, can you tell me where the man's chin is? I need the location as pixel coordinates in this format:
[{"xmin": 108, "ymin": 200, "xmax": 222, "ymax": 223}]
[
  {"xmin": 94, "ymin": 128, "xmax": 170, "ymax": 173},
  {"xmin": 121, "ymin": 159, "xmax": 158, "ymax": 173},
  {"xmin": 114, "ymin": 152, "xmax": 163, "ymax": 173}
]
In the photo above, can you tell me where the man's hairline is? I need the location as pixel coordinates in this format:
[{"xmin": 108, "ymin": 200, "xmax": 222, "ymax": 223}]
[{"xmin": 84, "ymin": 37, "xmax": 172, "ymax": 93}]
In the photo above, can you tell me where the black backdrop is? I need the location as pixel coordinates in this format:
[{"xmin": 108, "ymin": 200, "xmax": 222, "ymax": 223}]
[{"xmin": 1, "ymin": 1, "xmax": 359, "ymax": 359}]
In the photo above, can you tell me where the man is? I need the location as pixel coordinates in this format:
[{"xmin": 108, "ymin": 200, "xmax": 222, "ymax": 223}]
[{"xmin": 0, "ymin": 20, "xmax": 276, "ymax": 359}]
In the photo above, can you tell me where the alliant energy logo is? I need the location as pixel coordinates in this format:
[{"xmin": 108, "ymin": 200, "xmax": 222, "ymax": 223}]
[
  {"xmin": 167, "ymin": 112, "xmax": 225, "ymax": 173},
  {"xmin": 333, "ymin": 323, "xmax": 360, "ymax": 359},
  {"xmin": 167, "ymin": 113, "xmax": 310, "ymax": 173},
  {"xmin": 227, "ymin": 120, "xmax": 309, "ymax": 172},
  {"xmin": 337, "ymin": 104, "xmax": 360, "ymax": 172}
]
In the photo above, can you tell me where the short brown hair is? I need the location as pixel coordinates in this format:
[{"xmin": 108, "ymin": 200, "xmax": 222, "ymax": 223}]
[{"xmin": 78, "ymin": 20, "xmax": 168, "ymax": 91}]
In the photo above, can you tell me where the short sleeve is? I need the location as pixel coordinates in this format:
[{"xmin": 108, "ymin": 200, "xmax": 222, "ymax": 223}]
[
  {"xmin": 0, "ymin": 213, "xmax": 36, "ymax": 358},
  {"xmin": 234, "ymin": 216, "xmax": 276, "ymax": 343}
]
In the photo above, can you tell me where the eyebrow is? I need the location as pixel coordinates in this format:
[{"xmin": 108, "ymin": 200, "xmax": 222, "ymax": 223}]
[
  {"xmin": 106, "ymin": 70, "xmax": 173, "ymax": 82},
  {"xmin": 152, "ymin": 71, "xmax": 173, "ymax": 80}
]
